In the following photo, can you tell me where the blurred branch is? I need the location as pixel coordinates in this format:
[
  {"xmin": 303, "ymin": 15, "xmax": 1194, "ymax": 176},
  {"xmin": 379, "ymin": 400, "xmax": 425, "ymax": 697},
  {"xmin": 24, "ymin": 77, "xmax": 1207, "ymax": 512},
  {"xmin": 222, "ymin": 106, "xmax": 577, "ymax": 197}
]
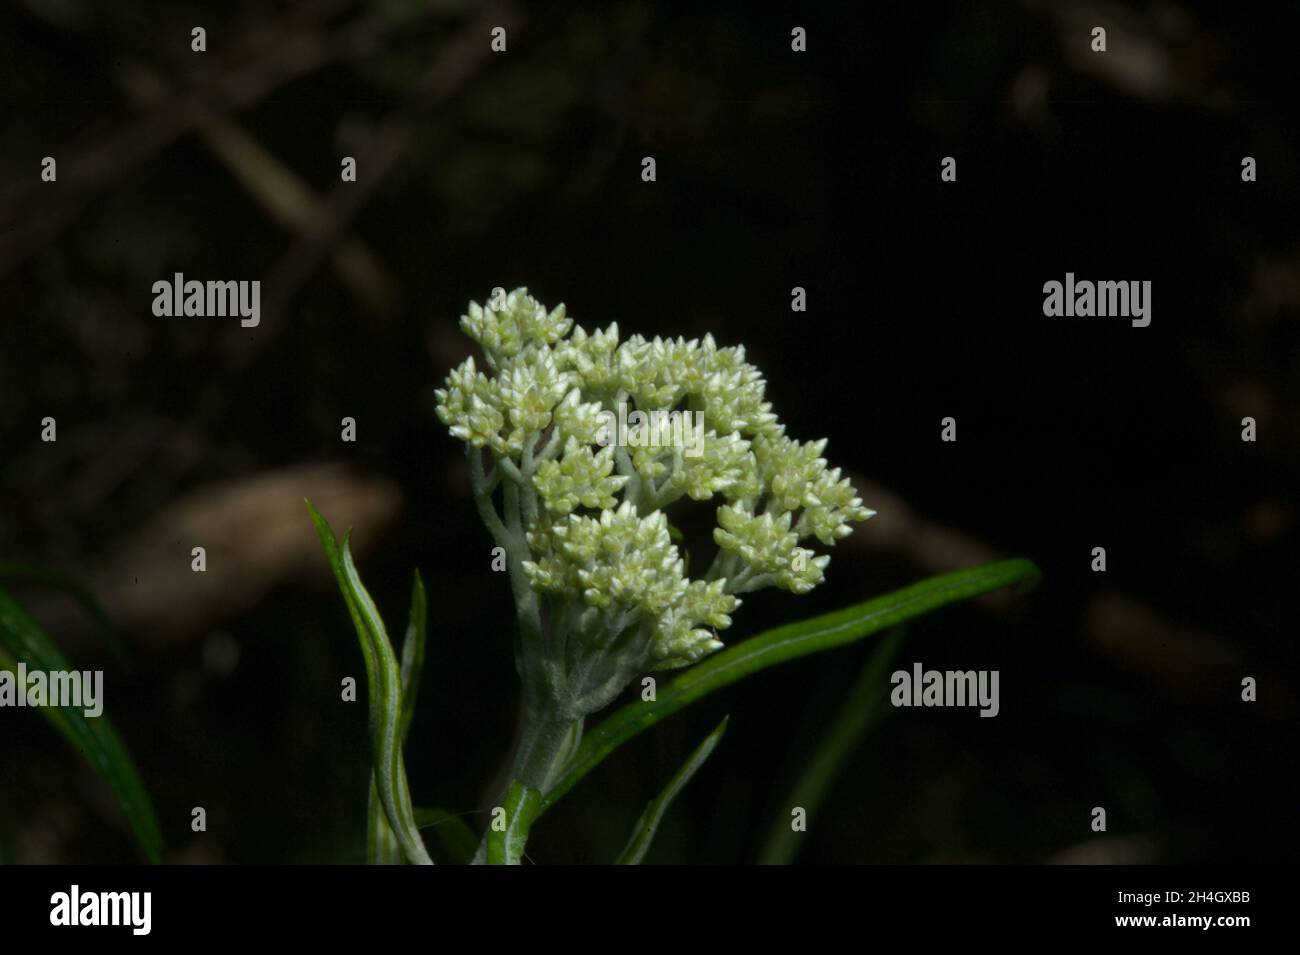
[
  {"xmin": 257, "ymin": 4, "xmax": 522, "ymax": 333},
  {"xmin": 0, "ymin": 0, "xmax": 384, "ymax": 273},
  {"xmin": 22, "ymin": 463, "xmax": 402, "ymax": 654},
  {"xmin": 116, "ymin": 65, "xmax": 394, "ymax": 317}
]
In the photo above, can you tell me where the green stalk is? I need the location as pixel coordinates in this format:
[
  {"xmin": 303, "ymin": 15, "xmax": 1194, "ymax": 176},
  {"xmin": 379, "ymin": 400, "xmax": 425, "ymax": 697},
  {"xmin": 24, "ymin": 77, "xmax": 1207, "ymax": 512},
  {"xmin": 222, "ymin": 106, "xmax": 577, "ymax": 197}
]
[
  {"xmin": 485, "ymin": 781, "xmax": 542, "ymax": 865},
  {"xmin": 757, "ymin": 626, "xmax": 904, "ymax": 864},
  {"xmin": 475, "ymin": 710, "xmax": 580, "ymax": 864},
  {"xmin": 511, "ymin": 709, "xmax": 583, "ymax": 794}
]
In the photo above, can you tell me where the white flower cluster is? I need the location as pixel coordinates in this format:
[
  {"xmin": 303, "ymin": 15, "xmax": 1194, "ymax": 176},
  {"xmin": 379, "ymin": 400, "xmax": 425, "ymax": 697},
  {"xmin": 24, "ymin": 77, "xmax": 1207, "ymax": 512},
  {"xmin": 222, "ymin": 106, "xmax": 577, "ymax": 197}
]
[{"xmin": 436, "ymin": 289, "xmax": 873, "ymax": 671}]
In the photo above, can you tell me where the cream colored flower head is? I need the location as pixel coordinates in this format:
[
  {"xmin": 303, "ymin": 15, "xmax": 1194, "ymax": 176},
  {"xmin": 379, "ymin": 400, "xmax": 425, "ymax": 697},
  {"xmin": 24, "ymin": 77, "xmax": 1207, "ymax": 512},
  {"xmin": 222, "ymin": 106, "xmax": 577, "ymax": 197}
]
[{"xmin": 437, "ymin": 288, "xmax": 874, "ymax": 669}]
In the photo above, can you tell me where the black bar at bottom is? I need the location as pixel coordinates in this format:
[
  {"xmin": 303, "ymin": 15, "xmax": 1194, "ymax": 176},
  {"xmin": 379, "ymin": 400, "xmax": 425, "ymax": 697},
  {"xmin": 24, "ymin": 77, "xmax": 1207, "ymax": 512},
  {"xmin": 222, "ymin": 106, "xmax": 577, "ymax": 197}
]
[{"xmin": 1, "ymin": 864, "xmax": 1278, "ymax": 942}]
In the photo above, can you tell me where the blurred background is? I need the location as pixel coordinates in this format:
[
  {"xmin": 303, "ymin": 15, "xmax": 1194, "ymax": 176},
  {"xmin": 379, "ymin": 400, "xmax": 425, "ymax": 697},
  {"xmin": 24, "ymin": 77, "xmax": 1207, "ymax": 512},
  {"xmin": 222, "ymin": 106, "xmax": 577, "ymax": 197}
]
[{"xmin": 0, "ymin": 0, "xmax": 1295, "ymax": 863}]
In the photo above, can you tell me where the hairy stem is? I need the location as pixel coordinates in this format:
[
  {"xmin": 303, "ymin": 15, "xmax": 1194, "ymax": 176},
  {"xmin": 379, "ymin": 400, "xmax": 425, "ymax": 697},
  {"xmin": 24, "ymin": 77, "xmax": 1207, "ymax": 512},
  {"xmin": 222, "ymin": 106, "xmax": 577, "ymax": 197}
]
[{"xmin": 468, "ymin": 447, "xmax": 511, "ymax": 547}]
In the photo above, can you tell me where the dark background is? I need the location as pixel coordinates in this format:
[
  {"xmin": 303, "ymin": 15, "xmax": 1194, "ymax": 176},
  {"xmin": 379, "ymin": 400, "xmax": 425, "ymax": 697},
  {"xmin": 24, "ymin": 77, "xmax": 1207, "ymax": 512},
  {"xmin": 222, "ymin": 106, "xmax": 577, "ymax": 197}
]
[{"xmin": 0, "ymin": 0, "xmax": 1295, "ymax": 863}]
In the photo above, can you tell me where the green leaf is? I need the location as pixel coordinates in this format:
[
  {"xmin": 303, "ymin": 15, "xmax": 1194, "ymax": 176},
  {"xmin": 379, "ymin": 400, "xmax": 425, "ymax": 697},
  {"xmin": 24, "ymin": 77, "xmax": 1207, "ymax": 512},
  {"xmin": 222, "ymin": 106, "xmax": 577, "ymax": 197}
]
[
  {"xmin": 541, "ymin": 558, "xmax": 1040, "ymax": 814},
  {"xmin": 485, "ymin": 780, "xmax": 542, "ymax": 865},
  {"xmin": 415, "ymin": 807, "xmax": 479, "ymax": 864},
  {"xmin": 758, "ymin": 627, "xmax": 905, "ymax": 864},
  {"xmin": 307, "ymin": 500, "xmax": 433, "ymax": 865},
  {"xmin": 367, "ymin": 777, "xmax": 402, "ymax": 864},
  {"xmin": 0, "ymin": 585, "xmax": 163, "ymax": 863},
  {"xmin": 616, "ymin": 715, "xmax": 728, "ymax": 864},
  {"xmin": 398, "ymin": 570, "xmax": 428, "ymax": 744},
  {"xmin": 366, "ymin": 570, "xmax": 431, "ymax": 864}
]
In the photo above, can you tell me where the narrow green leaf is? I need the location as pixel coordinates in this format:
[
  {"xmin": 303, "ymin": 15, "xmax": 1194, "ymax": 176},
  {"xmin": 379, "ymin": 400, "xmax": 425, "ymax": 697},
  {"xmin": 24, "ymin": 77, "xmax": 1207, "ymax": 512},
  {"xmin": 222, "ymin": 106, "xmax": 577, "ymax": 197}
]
[
  {"xmin": 0, "ymin": 586, "xmax": 163, "ymax": 863},
  {"xmin": 616, "ymin": 715, "xmax": 728, "ymax": 864},
  {"xmin": 486, "ymin": 780, "xmax": 542, "ymax": 865},
  {"xmin": 415, "ymin": 807, "xmax": 479, "ymax": 864},
  {"xmin": 343, "ymin": 540, "xmax": 432, "ymax": 865},
  {"xmin": 398, "ymin": 570, "xmax": 427, "ymax": 744},
  {"xmin": 367, "ymin": 777, "xmax": 403, "ymax": 864},
  {"xmin": 758, "ymin": 627, "xmax": 905, "ymax": 864},
  {"xmin": 307, "ymin": 500, "xmax": 433, "ymax": 865},
  {"xmin": 541, "ymin": 558, "xmax": 1040, "ymax": 814},
  {"xmin": 367, "ymin": 570, "xmax": 432, "ymax": 864}
]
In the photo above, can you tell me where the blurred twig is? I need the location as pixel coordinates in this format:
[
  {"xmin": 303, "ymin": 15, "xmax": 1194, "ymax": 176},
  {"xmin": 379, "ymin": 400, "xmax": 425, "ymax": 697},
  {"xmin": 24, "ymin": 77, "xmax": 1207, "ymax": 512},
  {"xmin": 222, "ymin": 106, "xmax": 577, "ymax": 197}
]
[
  {"xmin": 116, "ymin": 65, "xmax": 395, "ymax": 317},
  {"xmin": 257, "ymin": 4, "xmax": 522, "ymax": 333},
  {"xmin": 0, "ymin": 0, "xmax": 385, "ymax": 273}
]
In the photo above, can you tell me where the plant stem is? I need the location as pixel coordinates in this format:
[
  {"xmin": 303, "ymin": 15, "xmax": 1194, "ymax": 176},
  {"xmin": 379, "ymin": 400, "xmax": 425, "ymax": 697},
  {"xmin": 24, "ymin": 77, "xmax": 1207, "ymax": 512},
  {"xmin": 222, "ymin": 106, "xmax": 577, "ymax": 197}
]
[
  {"xmin": 486, "ymin": 781, "xmax": 542, "ymax": 865},
  {"xmin": 511, "ymin": 707, "xmax": 583, "ymax": 793},
  {"xmin": 474, "ymin": 708, "xmax": 581, "ymax": 864},
  {"xmin": 757, "ymin": 625, "xmax": 904, "ymax": 864}
]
